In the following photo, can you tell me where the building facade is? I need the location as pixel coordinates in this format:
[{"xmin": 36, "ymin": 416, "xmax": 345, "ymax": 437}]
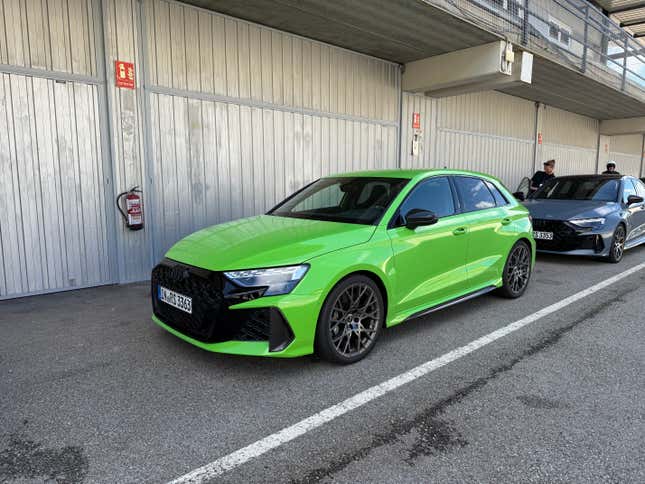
[{"xmin": 1, "ymin": 0, "xmax": 644, "ymax": 299}]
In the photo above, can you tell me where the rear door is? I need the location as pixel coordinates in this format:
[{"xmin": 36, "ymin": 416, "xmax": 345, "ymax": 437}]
[
  {"xmin": 387, "ymin": 176, "xmax": 469, "ymax": 315},
  {"xmin": 453, "ymin": 176, "xmax": 513, "ymax": 290},
  {"xmin": 627, "ymin": 178, "xmax": 645, "ymax": 241}
]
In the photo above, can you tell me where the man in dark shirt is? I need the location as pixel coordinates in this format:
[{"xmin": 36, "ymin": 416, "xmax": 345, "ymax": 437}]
[
  {"xmin": 530, "ymin": 159, "xmax": 556, "ymax": 193},
  {"xmin": 602, "ymin": 161, "xmax": 619, "ymax": 175}
]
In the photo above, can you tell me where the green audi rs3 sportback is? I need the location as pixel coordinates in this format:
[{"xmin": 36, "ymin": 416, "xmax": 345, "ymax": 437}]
[{"xmin": 152, "ymin": 169, "xmax": 535, "ymax": 364}]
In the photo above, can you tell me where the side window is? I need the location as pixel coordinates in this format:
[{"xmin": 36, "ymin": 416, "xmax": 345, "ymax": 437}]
[
  {"xmin": 485, "ymin": 180, "xmax": 509, "ymax": 206},
  {"xmin": 454, "ymin": 176, "xmax": 497, "ymax": 212},
  {"xmin": 397, "ymin": 177, "xmax": 455, "ymax": 223},
  {"xmin": 623, "ymin": 180, "xmax": 638, "ymax": 204},
  {"xmin": 634, "ymin": 179, "xmax": 645, "ymax": 198}
]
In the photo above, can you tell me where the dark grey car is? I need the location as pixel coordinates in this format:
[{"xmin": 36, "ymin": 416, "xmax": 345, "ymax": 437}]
[{"xmin": 521, "ymin": 175, "xmax": 645, "ymax": 262}]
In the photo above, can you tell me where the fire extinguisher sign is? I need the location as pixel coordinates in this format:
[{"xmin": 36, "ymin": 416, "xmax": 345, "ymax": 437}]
[
  {"xmin": 412, "ymin": 112, "xmax": 421, "ymax": 130},
  {"xmin": 115, "ymin": 60, "xmax": 135, "ymax": 89}
]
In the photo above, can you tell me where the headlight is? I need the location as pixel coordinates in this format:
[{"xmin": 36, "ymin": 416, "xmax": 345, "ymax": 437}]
[
  {"xmin": 569, "ymin": 217, "xmax": 605, "ymax": 227},
  {"xmin": 224, "ymin": 265, "xmax": 309, "ymax": 296}
]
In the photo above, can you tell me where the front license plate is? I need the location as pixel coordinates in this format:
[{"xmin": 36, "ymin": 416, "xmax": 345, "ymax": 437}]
[
  {"xmin": 533, "ymin": 231, "xmax": 554, "ymax": 240},
  {"xmin": 158, "ymin": 286, "xmax": 192, "ymax": 314}
]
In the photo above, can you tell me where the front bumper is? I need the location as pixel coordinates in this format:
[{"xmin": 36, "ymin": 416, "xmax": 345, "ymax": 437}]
[
  {"xmin": 151, "ymin": 259, "xmax": 322, "ymax": 358},
  {"xmin": 532, "ymin": 219, "xmax": 612, "ymax": 257}
]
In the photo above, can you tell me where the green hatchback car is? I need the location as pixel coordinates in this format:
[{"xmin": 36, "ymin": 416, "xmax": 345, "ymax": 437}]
[{"xmin": 152, "ymin": 169, "xmax": 535, "ymax": 363}]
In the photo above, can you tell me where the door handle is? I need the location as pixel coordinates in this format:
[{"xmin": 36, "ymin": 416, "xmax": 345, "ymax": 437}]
[
  {"xmin": 453, "ymin": 227, "xmax": 467, "ymax": 236},
  {"xmin": 501, "ymin": 218, "xmax": 512, "ymax": 226}
]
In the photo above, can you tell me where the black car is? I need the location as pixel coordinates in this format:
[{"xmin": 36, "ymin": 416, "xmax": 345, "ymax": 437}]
[{"xmin": 522, "ymin": 175, "xmax": 645, "ymax": 262}]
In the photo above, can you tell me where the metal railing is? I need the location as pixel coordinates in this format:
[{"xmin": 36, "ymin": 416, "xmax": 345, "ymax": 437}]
[{"xmin": 428, "ymin": 0, "xmax": 645, "ymax": 100}]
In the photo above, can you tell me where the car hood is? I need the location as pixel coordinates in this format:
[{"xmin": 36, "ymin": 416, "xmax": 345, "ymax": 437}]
[
  {"xmin": 164, "ymin": 215, "xmax": 377, "ymax": 271},
  {"xmin": 522, "ymin": 199, "xmax": 619, "ymax": 220}
]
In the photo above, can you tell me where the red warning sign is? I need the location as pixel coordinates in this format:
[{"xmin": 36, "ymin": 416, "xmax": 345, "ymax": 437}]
[
  {"xmin": 412, "ymin": 112, "xmax": 421, "ymax": 130},
  {"xmin": 115, "ymin": 60, "xmax": 135, "ymax": 89}
]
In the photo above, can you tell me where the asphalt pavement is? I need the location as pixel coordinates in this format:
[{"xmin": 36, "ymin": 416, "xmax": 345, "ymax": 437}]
[{"xmin": 1, "ymin": 247, "xmax": 644, "ymax": 483}]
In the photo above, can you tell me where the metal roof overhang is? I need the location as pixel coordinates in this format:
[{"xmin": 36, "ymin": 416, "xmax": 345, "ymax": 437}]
[
  {"xmin": 594, "ymin": 1, "xmax": 645, "ymax": 37},
  {"xmin": 183, "ymin": 0, "xmax": 645, "ymax": 120}
]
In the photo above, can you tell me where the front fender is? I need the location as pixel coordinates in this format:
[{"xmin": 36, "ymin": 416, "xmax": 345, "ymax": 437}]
[{"xmin": 292, "ymin": 231, "xmax": 394, "ymax": 314}]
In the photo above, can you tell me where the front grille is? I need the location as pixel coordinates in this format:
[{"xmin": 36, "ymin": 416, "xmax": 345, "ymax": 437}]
[
  {"xmin": 151, "ymin": 259, "xmax": 293, "ymax": 350},
  {"xmin": 532, "ymin": 219, "xmax": 603, "ymax": 253}
]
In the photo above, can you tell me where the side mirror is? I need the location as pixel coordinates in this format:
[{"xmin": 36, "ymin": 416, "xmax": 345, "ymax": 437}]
[
  {"xmin": 405, "ymin": 209, "xmax": 438, "ymax": 229},
  {"xmin": 513, "ymin": 191, "xmax": 526, "ymax": 201},
  {"xmin": 627, "ymin": 194, "xmax": 644, "ymax": 206}
]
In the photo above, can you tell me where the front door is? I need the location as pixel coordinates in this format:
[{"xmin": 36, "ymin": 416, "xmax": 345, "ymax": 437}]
[
  {"xmin": 627, "ymin": 179, "xmax": 645, "ymax": 241},
  {"xmin": 387, "ymin": 176, "xmax": 469, "ymax": 315}
]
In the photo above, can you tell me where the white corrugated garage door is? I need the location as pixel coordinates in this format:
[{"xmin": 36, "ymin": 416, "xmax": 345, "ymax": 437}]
[
  {"xmin": 0, "ymin": 0, "xmax": 115, "ymax": 299},
  {"xmin": 141, "ymin": 0, "xmax": 401, "ymax": 264}
]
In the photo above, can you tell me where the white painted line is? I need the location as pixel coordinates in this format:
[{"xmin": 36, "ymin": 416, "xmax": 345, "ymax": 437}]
[{"xmin": 168, "ymin": 262, "xmax": 645, "ymax": 484}]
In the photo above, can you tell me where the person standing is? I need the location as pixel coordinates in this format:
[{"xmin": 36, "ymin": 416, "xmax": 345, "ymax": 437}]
[
  {"xmin": 530, "ymin": 159, "xmax": 556, "ymax": 193},
  {"xmin": 602, "ymin": 161, "xmax": 620, "ymax": 174}
]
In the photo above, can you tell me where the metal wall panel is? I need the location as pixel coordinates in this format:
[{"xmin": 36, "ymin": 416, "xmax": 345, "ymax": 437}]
[
  {"xmin": 435, "ymin": 130, "xmax": 534, "ymax": 190},
  {"xmin": 402, "ymin": 91, "xmax": 536, "ymax": 189},
  {"xmin": 0, "ymin": 0, "xmax": 98, "ymax": 76},
  {"xmin": 541, "ymin": 105, "xmax": 599, "ymax": 149},
  {"xmin": 0, "ymin": 0, "xmax": 115, "ymax": 299},
  {"xmin": 102, "ymin": 0, "xmax": 152, "ymax": 283},
  {"xmin": 0, "ymin": 74, "xmax": 112, "ymax": 298},
  {"xmin": 608, "ymin": 134, "xmax": 643, "ymax": 177},
  {"xmin": 146, "ymin": 95, "xmax": 398, "ymax": 262},
  {"xmin": 400, "ymin": 93, "xmax": 434, "ymax": 169},
  {"xmin": 540, "ymin": 143, "xmax": 597, "ymax": 175},
  {"xmin": 141, "ymin": 0, "xmax": 400, "ymax": 263},
  {"xmin": 540, "ymin": 105, "xmax": 599, "ymax": 176},
  {"xmin": 608, "ymin": 152, "xmax": 642, "ymax": 177},
  {"xmin": 608, "ymin": 135, "xmax": 643, "ymax": 176},
  {"xmin": 437, "ymin": 91, "xmax": 536, "ymax": 140},
  {"xmin": 142, "ymin": 0, "xmax": 400, "ymax": 123},
  {"xmin": 609, "ymin": 134, "xmax": 642, "ymax": 156}
]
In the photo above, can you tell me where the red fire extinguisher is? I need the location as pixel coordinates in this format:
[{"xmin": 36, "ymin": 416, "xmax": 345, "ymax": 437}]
[{"xmin": 116, "ymin": 186, "xmax": 144, "ymax": 231}]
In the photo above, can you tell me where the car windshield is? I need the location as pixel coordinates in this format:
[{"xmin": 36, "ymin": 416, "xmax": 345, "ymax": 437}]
[
  {"xmin": 531, "ymin": 177, "xmax": 620, "ymax": 202},
  {"xmin": 268, "ymin": 177, "xmax": 409, "ymax": 225}
]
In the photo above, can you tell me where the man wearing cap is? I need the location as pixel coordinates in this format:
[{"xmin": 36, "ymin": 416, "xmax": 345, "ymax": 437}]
[
  {"xmin": 602, "ymin": 161, "xmax": 620, "ymax": 175},
  {"xmin": 530, "ymin": 159, "xmax": 556, "ymax": 194}
]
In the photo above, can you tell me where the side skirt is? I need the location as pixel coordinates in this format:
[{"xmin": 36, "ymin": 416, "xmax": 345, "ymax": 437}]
[
  {"xmin": 625, "ymin": 233, "xmax": 645, "ymax": 250},
  {"xmin": 404, "ymin": 285, "xmax": 498, "ymax": 322}
]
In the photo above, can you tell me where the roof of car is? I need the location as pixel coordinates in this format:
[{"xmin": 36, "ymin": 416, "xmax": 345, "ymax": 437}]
[
  {"xmin": 328, "ymin": 168, "xmax": 496, "ymax": 180},
  {"xmin": 551, "ymin": 174, "xmax": 624, "ymax": 179}
]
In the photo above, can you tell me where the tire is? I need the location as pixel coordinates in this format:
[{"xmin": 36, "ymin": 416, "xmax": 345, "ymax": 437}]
[
  {"xmin": 607, "ymin": 224, "xmax": 626, "ymax": 263},
  {"xmin": 497, "ymin": 240, "xmax": 532, "ymax": 299},
  {"xmin": 314, "ymin": 275, "xmax": 385, "ymax": 364}
]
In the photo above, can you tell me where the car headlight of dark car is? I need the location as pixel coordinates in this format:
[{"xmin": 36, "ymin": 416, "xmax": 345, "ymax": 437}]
[
  {"xmin": 569, "ymin": 217, "xmax": 606, "ymax": 229},
  {"xmin": 224, "ymin": 265, "xmax": 309, "ymax": 296}
]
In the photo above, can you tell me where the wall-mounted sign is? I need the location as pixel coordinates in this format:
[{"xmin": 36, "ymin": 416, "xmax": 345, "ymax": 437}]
[
  {"xmin": 115, "ymin": 60, "xmax": 135, "ymax": 89},
  {"xmin": 537, "ymin": 132, "xmax": 543, "ymax": 145},
  {"xmin": 412, "ymin": 112, "xmax": 421, "ymax": 130}
]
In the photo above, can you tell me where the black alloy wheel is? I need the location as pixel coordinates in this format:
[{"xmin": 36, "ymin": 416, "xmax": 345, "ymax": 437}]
[
  {"xmin": 608, "ymin": 224, "xmax": 626, "ymax": 263},
  {"xmin": 315, "ymin": 275, "xmax": 384, "ymax": 364},
  {"xmin": 498, "ymin": 241, "xmax": 532, "ymax": 298}
]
